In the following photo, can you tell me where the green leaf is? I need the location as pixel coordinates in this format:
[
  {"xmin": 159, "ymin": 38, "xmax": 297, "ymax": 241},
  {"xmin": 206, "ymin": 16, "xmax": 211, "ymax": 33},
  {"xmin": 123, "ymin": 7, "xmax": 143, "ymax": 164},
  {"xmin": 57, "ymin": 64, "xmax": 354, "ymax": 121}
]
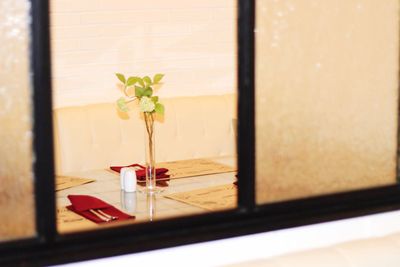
[
  {"xmin": 126, "ymin": 76, "xmax": 139, "ymax": 86},
  {"xmin": 143, "ymin": 76, "xmax": 152, "ymax": 86},
  {"xmin": 116, "ymin": 73, "xmax": 126, "ymax": 84},
  {"xmin": 135, "ymin": 86, "xmax": 145, "ymax": 97},
  {"xmin": 154, "ymin": 103, "xmax": 165, "ymax": 115},
  {"xmin": 143, "ymin": 87, "xmax": 153, "ymax": 97},
  {"xmin": 153, "ymin": 73, "xmax": 164, "ymax": 84},
  {"xmin": 137, "ymin": 78, "xmax": 145, "ymax": 87},
  {"xmin": 151, "ymin": 96, "xmax": 159, "ymax": 103},
  {"xmin": 117, "ymin": 97, "xmax": 129, "ymax": 112}
]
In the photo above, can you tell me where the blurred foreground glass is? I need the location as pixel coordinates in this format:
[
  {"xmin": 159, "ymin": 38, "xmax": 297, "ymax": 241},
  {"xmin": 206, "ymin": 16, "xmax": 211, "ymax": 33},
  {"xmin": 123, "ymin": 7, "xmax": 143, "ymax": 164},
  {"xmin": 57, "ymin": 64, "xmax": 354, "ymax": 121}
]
[
  {"xmin": 255, "ymin": 0, "xmax": 399, "ymax": 204},
  {"xmin": 0, "ymin": 0, "xmax": 36, "ymax": 240}
]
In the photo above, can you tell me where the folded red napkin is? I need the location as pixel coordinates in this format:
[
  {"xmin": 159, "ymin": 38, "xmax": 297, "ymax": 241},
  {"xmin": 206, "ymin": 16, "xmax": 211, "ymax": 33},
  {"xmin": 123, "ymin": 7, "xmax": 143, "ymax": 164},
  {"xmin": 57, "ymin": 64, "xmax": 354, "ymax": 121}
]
[
  {"xmin": 67, "ymin": 195, "xmax": 135, "ymax": 224},
  {"xmin": 110, "ymin": 164, "xmax": 170, "ymax": 186}
]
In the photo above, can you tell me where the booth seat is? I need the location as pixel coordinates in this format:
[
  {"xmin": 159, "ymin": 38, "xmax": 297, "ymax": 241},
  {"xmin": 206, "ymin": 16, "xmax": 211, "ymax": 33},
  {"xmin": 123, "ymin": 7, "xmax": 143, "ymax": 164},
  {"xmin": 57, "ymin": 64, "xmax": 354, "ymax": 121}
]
[{"xmin": 53, "ymin": 94, "xmax": 236, "ymax": 174}]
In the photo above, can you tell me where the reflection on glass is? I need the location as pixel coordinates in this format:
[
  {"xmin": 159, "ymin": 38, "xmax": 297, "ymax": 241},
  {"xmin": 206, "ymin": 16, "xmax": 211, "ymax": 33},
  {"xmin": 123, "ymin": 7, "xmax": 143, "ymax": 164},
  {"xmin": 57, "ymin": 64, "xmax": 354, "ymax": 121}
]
[
  {"xmin": 147, "ymin": 193, "xmax": 156, "ymax": 222},
  {"xmin": 121, "ymin": 191, "xmax": 137, "ymax": 213},
  {"xmin": 0, "ymin": 0, "xmax": 36, "ymax": 241},
  {"xmin": 51, "ymin": 0, "xmax": 238, "ymax": 233},
  {"xmin": 255, "ymin": 0, "xmax": 399, "ymax": 204}
]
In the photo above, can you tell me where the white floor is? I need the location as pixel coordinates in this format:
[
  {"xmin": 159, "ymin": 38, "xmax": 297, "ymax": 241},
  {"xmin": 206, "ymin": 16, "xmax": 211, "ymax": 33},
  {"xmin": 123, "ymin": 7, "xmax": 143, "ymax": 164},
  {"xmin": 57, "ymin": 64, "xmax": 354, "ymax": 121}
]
[{"xmin": 57, "ymin": 209, "xmax": 400, "ymax": 267}]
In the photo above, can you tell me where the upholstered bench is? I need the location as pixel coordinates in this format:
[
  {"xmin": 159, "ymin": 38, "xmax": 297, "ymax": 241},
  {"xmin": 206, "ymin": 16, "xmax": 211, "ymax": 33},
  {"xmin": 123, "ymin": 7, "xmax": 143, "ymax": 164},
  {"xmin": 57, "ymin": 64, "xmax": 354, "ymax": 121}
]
[{"xmin": 53, "ymin": 94, "xmax": 236, "ymax": 174}]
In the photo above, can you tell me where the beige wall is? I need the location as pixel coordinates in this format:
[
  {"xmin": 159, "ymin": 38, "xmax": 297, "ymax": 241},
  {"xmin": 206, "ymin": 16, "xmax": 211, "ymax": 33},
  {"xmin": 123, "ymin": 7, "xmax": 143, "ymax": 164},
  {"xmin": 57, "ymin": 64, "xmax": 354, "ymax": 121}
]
[
  {"xmin": 0, "ymin": 0, "xmax": 35, "ymax": 240},
  {"xmin": 50, "ymin": 0, "xmax": 237, "ymax": 108},
  {"xmin": 256, "ymin": 0, "xmax": 399, "ymax": 203}
]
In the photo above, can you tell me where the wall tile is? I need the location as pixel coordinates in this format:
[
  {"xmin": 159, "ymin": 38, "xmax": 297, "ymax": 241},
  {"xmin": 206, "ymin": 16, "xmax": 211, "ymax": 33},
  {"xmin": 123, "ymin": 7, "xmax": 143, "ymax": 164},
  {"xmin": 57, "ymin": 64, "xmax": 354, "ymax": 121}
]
[{"xmin": 50, "ymin": 1, "xmax": 237, "ymax": 108}]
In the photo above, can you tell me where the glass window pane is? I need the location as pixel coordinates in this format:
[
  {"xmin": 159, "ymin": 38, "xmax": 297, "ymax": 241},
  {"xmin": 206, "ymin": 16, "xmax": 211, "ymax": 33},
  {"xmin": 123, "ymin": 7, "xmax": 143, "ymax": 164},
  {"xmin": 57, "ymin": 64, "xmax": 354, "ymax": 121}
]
[
  {"xmin": 255, "ymin": 0, "xmax": 399, "ymax": 204},
  {"xmin": 50, "ymin": 1, "xmax": 238, "ymax": 234},
  {"xmin": 0, "ymin": 0, "xmax": 36, "ymax": 240}
]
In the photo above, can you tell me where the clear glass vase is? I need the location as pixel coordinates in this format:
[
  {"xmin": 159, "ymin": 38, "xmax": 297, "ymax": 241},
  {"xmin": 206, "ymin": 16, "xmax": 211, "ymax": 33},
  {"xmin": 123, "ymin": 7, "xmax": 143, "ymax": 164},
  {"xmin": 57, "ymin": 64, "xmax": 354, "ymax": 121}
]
[{"xmin": 143, "ymin": 112, "xmax": 161, "ymax": 193}]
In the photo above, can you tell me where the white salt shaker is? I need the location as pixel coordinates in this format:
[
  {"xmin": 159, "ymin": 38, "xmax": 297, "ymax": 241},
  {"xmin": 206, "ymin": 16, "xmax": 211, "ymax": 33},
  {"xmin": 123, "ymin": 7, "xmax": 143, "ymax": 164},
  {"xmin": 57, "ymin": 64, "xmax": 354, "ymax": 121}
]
[
  {"xmin": 123, "ymin": 168, "xmax": 137, "ymax": 192},
  {"xmin": 120, "ymin": 167, "xmax": 129, "ymax": 190}
]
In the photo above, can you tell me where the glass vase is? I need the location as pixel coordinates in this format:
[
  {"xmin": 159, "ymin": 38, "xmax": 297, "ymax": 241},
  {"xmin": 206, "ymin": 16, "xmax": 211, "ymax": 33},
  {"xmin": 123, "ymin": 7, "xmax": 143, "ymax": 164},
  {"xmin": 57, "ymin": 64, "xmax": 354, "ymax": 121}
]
[{"xmin": 143, "ymin": 112, "xmax": 161, "ymax": 193}]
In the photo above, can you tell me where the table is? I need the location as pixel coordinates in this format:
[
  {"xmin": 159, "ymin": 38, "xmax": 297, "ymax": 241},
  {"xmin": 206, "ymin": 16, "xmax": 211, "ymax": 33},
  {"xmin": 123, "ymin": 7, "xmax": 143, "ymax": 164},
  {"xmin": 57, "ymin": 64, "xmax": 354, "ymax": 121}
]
[{"xmin": 57, "ymin": 157, "xmax": 236, "ymax": 233}]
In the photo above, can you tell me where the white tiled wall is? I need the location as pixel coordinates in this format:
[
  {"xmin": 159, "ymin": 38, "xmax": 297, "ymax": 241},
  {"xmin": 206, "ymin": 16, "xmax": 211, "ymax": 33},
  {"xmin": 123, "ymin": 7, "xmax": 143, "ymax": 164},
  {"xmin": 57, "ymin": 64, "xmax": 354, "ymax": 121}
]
[{"xmin": 50, "ymin": 0, "xmax": 237, "ymax": 108}]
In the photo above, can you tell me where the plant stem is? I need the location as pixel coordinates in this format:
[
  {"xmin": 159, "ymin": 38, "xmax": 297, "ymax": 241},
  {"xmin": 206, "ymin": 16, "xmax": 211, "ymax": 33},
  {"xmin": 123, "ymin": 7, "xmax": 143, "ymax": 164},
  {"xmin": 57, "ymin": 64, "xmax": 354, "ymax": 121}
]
[
  {"xmin": 144, "ymin": 112, "xmax": 155, "ymax": 167},
  {"xmin": 123, "ymin": 85, "xmax": 129, "ymax": 97},
  {"xmin": 126, "ymin": 97, "xmax": 137, "ymax": 103}
]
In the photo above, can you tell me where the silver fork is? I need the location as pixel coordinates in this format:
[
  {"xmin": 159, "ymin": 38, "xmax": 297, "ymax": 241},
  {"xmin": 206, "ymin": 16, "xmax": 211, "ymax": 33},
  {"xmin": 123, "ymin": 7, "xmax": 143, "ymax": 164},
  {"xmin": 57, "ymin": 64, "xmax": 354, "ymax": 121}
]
[
  {"xmin": 96, "ymin": 209, "xmax": 118, "ymax": 221},
  {"xmin": 89, "ymin": 209, "xmax": 111, "ymax": 222}
]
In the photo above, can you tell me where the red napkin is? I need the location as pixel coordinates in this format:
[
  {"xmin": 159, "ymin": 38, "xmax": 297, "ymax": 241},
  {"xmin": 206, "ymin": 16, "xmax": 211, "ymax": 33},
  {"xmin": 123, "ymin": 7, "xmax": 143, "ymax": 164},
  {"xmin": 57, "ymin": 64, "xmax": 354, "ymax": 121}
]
[
  {"xmin": 110, "ymin": 164, "xmax": 170, "ymax": 187},
  {"xmin": 67, "ymin": 195, "xmax": 135, "ymax": 224}
]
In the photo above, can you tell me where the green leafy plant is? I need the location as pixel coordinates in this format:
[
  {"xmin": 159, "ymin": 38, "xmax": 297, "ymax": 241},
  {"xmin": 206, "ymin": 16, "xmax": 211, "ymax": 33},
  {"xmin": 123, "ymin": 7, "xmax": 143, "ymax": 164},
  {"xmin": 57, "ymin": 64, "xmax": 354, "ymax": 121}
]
[
  {"xmin": 115, "ymin": 73, "xmax": 165, "ymax": 115},
  {"xmin": 115, "ymin": 73, "xmax": 165, "ymax": 174}
]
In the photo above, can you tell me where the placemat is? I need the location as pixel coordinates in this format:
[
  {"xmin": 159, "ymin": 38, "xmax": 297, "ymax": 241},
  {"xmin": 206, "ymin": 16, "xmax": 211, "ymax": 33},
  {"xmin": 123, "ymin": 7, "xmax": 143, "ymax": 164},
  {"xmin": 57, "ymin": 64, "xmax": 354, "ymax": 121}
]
[
  {"xmin": 56, "ymin": 176, "xmax": 95, "ymax": 191},
  {"xmin": 57, "ymin": 206, "xmax": 95, "ymax": 233},
  {"xmin": 157, "ymin": 158, "xmax": 236, "ymax": 179},
  {"xmin": 164, "ymin": 184, "xmax": 237, "ymax": 211}
]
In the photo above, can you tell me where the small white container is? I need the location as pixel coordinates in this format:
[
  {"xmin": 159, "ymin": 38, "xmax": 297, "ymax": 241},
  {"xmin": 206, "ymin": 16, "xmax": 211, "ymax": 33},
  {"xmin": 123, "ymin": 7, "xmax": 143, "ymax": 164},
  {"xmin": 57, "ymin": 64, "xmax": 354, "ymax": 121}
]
[
  {"xmin": 120, "ymin": 167, "xmax": 129, "ymax": 190},
  {"xmin": 123, "ymin": 168, "xmax": 137, "ymax": 192}
]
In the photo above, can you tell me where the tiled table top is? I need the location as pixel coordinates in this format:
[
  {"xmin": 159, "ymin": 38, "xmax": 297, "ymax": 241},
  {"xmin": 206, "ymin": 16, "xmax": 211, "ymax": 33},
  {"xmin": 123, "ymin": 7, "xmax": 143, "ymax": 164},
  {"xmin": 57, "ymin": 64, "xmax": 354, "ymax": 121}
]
[{"xmin": 57, "ymin": 157, "xmax": 236, "ymax": 233}]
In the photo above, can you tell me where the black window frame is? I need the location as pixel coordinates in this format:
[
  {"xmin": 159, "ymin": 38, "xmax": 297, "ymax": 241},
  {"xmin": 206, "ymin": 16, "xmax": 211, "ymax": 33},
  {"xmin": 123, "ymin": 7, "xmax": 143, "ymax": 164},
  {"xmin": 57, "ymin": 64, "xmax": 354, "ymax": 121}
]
[{"xmin": 1, "ymin": 0, "xmax": 400, "ymax": 265}]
